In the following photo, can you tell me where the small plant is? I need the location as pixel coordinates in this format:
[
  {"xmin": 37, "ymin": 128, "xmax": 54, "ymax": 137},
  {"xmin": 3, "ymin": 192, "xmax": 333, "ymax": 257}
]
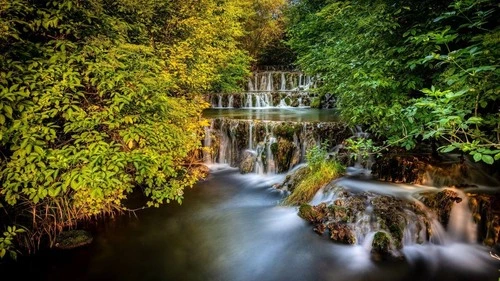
[
  {"xmin": 284, "ymin": 144, "xmax": 345, "ymax": 205},
  {"xmin": 0, "ymin": 226, "xmax": 25, "ymax": 260},
  {"xmin": 344, "ymin": 138, "xmax": 381, "ymax": 162}
]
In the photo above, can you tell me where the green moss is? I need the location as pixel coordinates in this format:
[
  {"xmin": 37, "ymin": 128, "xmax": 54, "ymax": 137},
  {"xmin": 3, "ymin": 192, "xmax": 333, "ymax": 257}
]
[
  {"xmin": 389, "ymin": 224, "xmax": 404, "ymax": 249},
  {"xmin": 283, "ymin": 160, "xmax": 344, "ymax": 205},
  {"xmin": 372, "ymin": 231, "xmax": 391, "ymax": 254},
  {"xmin": 310, "ymin": 97, "xmax": 321, "ymax": 108},
  {"xmin": 270, "ymin": 142, "xmax": 278, "ymax": 155},
  {"xmin": 328, "ymin": 205, "xmax": 349, "ymax": 222},
  {"xmin": 55, "ymin": 230, "xmax": 93, "ymax": 249}
]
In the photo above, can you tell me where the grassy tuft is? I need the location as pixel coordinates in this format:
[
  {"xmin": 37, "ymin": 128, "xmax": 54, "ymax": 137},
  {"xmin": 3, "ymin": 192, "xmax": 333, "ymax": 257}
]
[{"xmin": 283, "ymin": 160, "xmax": 344, "ymax": 205}]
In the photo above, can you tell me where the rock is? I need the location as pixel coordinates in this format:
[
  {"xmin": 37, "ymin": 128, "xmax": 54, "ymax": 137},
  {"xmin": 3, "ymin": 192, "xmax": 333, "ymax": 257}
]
[
  {"xmin": 239, "ymin": 150, "xmax": 256, "ymax": 174},
  {"xmin": 327, "ymin": 222, "xmax": 356, "ymax": 244},
  {"xmin": 467, "ymin": 192, "xmax": 500, "ymax": 246},
  {"xmin": 298, "ymin": 203, "xmax": 327, "ymax": 223},
  {"xmin": 420, "ymin": 189, "xmax": 462, "ymax": 228},
  {"xmin": 275, "ymin": 138, "xmax": 296, "ymax": 173},
  {"xmin": 297, "ymin": 186, "xmax": 431, "ymax": 250},
  {"xmin": 372, "ymin": 152, "xmax": 500, "ymax": 187},
  {"xmin": 371, "ymin": 231, "xmax": 392, "ymax": 260},
  {"xmin": 55, "ymin": 230, "xmax": 93, "ymax": 250},
  {"xmin": 275, "ymin": 165, "xmax": 310, "ymax": 192}
]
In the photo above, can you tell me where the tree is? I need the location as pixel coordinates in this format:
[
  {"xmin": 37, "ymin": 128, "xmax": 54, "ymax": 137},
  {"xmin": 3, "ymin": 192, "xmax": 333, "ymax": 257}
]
[
  {"xmin": 0, "ymin": 0, "xmax": 251, "ymax": 252},
  {"xmin": 287, "ymin": 0, "xmax": 499, "ymax": 163}
]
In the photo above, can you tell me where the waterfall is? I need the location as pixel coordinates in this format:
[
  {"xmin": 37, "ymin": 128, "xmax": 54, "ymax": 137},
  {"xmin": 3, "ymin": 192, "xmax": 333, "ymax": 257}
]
[
  {"xmin": 203, "ymin": 122, "xmax": 214, "ymax": 164},
  {"xmin": 448, "ymin": 189, "xmax": 477, "ymax": 243},
  {"xmin": 217, "ymin": 94, "xmax": 223, "ymax": 108},
  {"xmin": 203, "ymin": 119, "xmax": 348, "ymax": 174},
  {"xmin": 248, "ymin": 121, "xmax": 254, "ymax": 150},
  {"xmin": 208, "ymin": 70, "xmax": 318, "ymax": 108},
  {"xmin": 280, "ymin": 72, "xmax": 286, "ymax": 91}
]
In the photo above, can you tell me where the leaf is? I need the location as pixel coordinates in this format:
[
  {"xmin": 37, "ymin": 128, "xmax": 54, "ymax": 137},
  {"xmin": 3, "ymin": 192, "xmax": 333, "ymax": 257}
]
[
  {"xmin": 473, "ymin": 153, "xmax": 482, "ymax": 162},
  {"xmin": 440, "ymin": 145, "xmax": 456, "ymax": 153},
  {"xmin": 4, "ymin": 105, "xmax": 13, "ymax": 119},
  {"xmin": 481, "ymin": 155, "xmax": 494, "ymax": 165}
]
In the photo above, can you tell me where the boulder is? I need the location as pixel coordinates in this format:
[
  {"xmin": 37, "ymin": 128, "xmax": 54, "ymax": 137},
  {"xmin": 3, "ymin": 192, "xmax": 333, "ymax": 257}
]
[{"xmin": 239, "ymin": 150, "xmax": 256, "ymax": 174}]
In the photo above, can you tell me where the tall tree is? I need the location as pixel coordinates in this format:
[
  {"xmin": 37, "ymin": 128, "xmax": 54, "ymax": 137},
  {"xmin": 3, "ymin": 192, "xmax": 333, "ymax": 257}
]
[{"xmin": 0, "ymin": 0, "xmax": 251, "ymax": 254}]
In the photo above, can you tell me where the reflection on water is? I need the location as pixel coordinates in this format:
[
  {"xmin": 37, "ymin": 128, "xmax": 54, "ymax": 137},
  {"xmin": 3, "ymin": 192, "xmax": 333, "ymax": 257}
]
[
  {"xmin": 202, "ymin": 108, "xmax": 338, "ymax": 122},
  {"xmin": 2, "ymin": 168, "xmax": 499, "ymax": 281}
]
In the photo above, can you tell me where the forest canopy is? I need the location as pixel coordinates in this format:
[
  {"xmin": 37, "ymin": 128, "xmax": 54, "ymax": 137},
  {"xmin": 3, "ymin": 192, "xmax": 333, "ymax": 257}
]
[{"xmin": 287, "ymin": 0, "xmax": 500, "ymax": 163}]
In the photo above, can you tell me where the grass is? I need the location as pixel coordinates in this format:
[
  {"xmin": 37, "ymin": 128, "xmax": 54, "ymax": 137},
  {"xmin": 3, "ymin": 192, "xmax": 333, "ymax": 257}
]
[{"xmin": 283, "ymin": 160, "xmax": 344, "ymax": 205}]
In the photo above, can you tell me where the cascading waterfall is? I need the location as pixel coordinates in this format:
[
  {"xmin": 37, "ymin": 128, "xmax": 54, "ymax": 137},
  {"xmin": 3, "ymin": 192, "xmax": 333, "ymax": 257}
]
[
  {"xmin": 207, "ymin": 70, "xmax": 318, "ymax": 108},
  {"xmin": 200, "ymin": 67, "xmax": 497, "ymax": 278},
  {"xmin": 304, "ymin": 176, "xmax": 486, "ymax": 260},
  {"xmin": 203, "ymin": 119, "xmax": 349, "ymax": 174}
]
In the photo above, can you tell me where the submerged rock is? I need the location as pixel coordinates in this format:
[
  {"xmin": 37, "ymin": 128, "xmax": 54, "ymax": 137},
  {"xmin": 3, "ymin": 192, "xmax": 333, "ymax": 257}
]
[
  {"xmin": 327, "ymin": 222, "xmax": 356, "ymax": 244},
  {"xmin": 296, "ymin": 186, "xmax": 430, "ymax": 260},
  {"xmin": 55, "ymin": 230, "xmax": 93, "ymax": 249}
]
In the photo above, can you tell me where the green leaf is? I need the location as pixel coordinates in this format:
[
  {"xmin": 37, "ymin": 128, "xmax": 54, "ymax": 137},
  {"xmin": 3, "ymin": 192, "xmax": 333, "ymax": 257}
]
[
  {"xmin": 473, "ymin": 153, "xmax": 482, "ymax": 162},
  {"xmin": 481, "ymin": 155, "xmax": 494, "ymax": 165},
  {"xmin": 440, "ymin": 145, "xmax": 456, "ymax": 153}
]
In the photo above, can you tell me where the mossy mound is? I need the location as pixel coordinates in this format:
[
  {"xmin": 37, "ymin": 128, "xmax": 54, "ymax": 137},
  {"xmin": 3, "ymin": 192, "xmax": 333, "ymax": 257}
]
[{"xmin": 55, "ymin": 230, "xmax": 93, "ymax": 250}]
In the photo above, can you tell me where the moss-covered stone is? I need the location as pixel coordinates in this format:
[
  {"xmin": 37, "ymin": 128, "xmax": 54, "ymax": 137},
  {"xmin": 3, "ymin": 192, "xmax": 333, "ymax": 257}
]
[
  {"xmin": 239, "ymin": 151, "xmax": 256, "ymax": 174},
  {"xmin": 55, "ymin": 230, "xmax": 93, "ymax": 250},
  {"xmin": 327, "ymin": 222, "xmax": 356, "ymax": 244},
  {"xmin": 275, "ymin": 165, "xmax": 310, "ymax": 192},
  {"xmin": 467, "ymin": 192, "xmax": 500, "ymax": 246},
  {"xmin": 420, "ymin": 189, "xmax": 462, "ymax": 228},
  {"xmin": 371, "ymin": 231, "xmax": 392, "ymax": 261}
]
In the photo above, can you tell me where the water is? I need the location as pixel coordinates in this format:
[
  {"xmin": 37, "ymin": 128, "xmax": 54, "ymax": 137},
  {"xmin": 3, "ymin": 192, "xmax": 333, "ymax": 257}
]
[
  {"xmin": 202, "ymin": 108, "xmax": 338, "ymax": 122},
  {"xmin": 2, "ymin": 166, "xmax": 498, "ymax": 281}
]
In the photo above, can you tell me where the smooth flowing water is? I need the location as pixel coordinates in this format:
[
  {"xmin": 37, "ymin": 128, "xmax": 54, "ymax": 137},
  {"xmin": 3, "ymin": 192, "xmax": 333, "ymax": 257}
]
[
  {"xmin": 3, "ymin": 71, "xmax": 499, "ymax": 280},
  {"xmin": 202, "ymin": 108, "xmax": 338, "ymax": 122},
  {"xmin": 4, "ymin": 165, "xmax": 498, "ymax": 281}
]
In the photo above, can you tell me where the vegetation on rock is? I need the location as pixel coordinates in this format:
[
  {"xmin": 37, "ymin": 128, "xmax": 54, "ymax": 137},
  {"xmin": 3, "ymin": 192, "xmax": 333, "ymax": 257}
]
[{"xmin": 283, "ymin": 145, "xmax": 344, "ymax": 205}]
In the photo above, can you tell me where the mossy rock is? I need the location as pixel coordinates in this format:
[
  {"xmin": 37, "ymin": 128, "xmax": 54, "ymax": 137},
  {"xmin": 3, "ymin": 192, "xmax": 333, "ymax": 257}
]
[
  {"xmin": 371, "ymin": 231, "xmax": 392, "ymax": 261},
  {"xmin": 298, "ymin": 203, "xmax": 326, "ymax": 223},
  {"xmin": 420, "ymin": 189, "xmax": 462, "ymax": 227},
  {"xmin": 55, "ymin": 230, "xmax": 93, "ymax": 250},
  {"xmin": 327, "ymin": 222, "xmax": 356, "ymax": 244},
  {"xmin": 328, "ymin": 205, "xmax": 349, "ymax": 222}
]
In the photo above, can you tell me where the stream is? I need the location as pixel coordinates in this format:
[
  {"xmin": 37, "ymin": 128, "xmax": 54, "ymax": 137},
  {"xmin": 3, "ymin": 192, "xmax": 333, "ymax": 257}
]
[{"xmin": 2, "ymin": 70, "xmax": 499, "ymax": 281}]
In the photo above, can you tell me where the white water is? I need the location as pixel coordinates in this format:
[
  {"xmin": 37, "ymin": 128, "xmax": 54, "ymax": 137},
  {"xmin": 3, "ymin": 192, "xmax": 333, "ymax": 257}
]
[{"xmin": 448, "ymin": 188, "xmax": 478, "ymax": 243}]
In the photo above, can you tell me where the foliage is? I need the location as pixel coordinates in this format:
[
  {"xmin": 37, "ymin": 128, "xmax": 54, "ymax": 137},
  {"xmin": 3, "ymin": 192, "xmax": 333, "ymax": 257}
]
[
  {"xmin": 284, "ymin": 145, "xmax": 344, "ymax": 205},
  {"xmin": 0, "ymin": 226, "xmax": 24, "ymax": 260},
  {"xmin": 344, "ymin": 138, "xmax": 381, "ymax": 162},
  {"xmin": 287, "ymin": 0, "xmax": 499, "ymax": 163},
  {"xmin": 239, "ymin": 0, "xmax": 288, "ymax": 65},
  {"xmin": 0, "ymin": 0, "xmax": 253, "ymax": 252}
]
